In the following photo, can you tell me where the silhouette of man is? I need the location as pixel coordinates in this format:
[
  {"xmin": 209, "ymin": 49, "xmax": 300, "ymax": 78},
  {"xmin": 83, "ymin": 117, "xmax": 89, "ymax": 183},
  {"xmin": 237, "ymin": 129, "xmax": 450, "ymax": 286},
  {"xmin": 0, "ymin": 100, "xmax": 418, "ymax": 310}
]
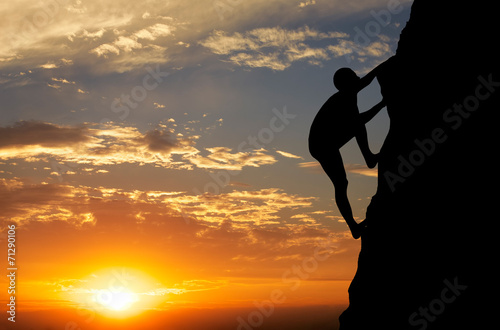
[{"xmin": 309, "ymin": 64, "xmax": 386, "ymax": 239}]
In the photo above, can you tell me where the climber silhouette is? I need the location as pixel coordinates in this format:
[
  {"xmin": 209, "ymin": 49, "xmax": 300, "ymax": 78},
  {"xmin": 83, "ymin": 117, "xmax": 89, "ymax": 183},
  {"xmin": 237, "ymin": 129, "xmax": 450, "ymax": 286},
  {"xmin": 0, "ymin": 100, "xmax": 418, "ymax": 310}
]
[{"xmin": 309, "ymin": 61, "xmax": 389, "ymax": 239}]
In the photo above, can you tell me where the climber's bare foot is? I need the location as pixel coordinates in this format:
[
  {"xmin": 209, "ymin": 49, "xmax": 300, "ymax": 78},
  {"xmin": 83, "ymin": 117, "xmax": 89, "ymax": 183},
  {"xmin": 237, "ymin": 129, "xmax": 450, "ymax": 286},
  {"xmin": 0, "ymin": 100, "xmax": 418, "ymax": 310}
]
[
  {"xmin": 350, "ymin": 226, "xmax": 362, "ymax": 239},
  {"xmin": 366, "ymin": 153, "xmax": 378, "ymax": 169},
  {"xmin": 349, "ymin": 220, "xmax": 368, "ymax": 239}
]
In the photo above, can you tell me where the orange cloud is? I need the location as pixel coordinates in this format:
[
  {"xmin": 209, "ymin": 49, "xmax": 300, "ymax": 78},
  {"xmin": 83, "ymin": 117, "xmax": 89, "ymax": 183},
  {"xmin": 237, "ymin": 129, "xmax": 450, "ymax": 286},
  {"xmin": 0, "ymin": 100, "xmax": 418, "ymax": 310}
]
[
  {"xmin": 0, "ymin": 121, "xmax": 277, "ymax": 171},
  {"xmin": 344, "ymin": 164, "xmax": 378, "ymax": 178},
  {"xmin": 298, "ymin": 161, "xmax": 323, "ymax": 173},
  {"xmin": 298, "ymin": 161, "xmax": 378, "ymax": 178},
  {"xmin": 276, "ymin": 150, "xmax": 303, "ymax": 159},
  {"xmin": 0, "ymin": 178, "xmax": 319, "ymax": 233},
  {"xmin": 189, "ymin": 147, "xmax": 276, "ymax": 171},
  {"xmin": 0, "ymin": 177, "xmax": 94, "ymax": 226},
  {"xmin": 0, "ymin": 176, "xmax": 360, "ymax": 319},
  {"xmin": 199, "ymin": 26, "xmax": 348, "ymax": 70}
]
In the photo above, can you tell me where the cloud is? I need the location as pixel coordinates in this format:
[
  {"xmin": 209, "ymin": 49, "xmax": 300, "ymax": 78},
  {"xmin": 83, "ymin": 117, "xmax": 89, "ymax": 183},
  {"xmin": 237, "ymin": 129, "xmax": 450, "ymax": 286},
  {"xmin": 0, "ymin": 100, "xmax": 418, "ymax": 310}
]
[
  {"xmin": 199, "ymin": 24, "xmax": 395, "ymax": 71},
  {"xmin": 298, "ymin": 161, "xmax": 378, "ymax": 178},
  {"xmin": 90, "ymin": 43, "xmax": 121, "ymax": 57},
  {"xmin": 0, "ymin": 121, "xmax": 90, "ymax": 149},
  {"xmin": 299, "ymin": 0, "xmax": 317, "ymax": 8},
  {"xmin": 139, "ymin": 129, "xmax": 178, "ymax": 153},
  {"xmin": 0, "ymin": 0, "xmax": 400, "ymax": 75},
  {"xmin": 39, "ymin": 63, "xmax": 59, "ymax": 69},
  {"xmin": 189, "ymin": 147, "xmax": 276, "ymax": 171},
  {"xmin": 200, "ymin": 26, "xmax": 348, "ymax": 70},
  {"xmin": 228, "ymin": 181, "xmax": 251, "ymax": 187},
  {"xmin": 182, "ymin": 188, "xmax": 316, "ymax": 225},
  {"xmin": 0, "ymin": 1, "xmax": 181, "ymax": 74},
  {"xmin": 0, "ymin": 121, "xmax": 190, "ymax": 168},
  {"xmin": 47, "ymin": 83, "xmax": 62, "ymax": 90},
  {"xmin": 90, "ymin": 23, "xmax": 175, "ymax": 57},
  {"xmin": 172, "ymin": 279, "xmax": 228, "ymax": 293},
  {"xmin": 0, "ymin": 175, "xmax": 358, "ymax": 284},
  {"xmin": 0, "ymin": 1, "xmax": 133, "ymax": 63},
  {"xmin": 0, "ymin": 178, "xmax": 96, "ymax": 226},
  {"xmin": 298, "ymin": 161, "xmax": 323, "ymax": 173},
  {"xmin": 51, "ymin": 77, "xmax": 75, "ymax": 84},
  {"xmin": 0, "ymin": 178, "xmax": 317, "ymax": 231},
  {"xmin": 276, "ymin": 150, "xmax": 303, "ymax": 159},
  {"xmin": 344, "ymin": 164, "xmax": 378, "ymax": 177},
  {"xmin": 50, "ymin": 273, "xmax": 226, "ymax": 300},
  {"xmin": 0, "ymin": 121, "xmax": 277, "ymax": 171}
]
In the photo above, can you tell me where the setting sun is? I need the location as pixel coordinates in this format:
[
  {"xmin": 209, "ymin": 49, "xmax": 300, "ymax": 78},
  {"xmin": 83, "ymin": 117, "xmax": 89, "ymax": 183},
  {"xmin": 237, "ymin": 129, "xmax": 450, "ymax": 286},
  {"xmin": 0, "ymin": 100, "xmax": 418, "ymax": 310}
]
[
  {"xmin": 58, "ymin": 268, "xmax": 165, "ymax": 319},
  {"xmin": 93, "ymin": 289, "xmax": 138, "ymax": 312}
]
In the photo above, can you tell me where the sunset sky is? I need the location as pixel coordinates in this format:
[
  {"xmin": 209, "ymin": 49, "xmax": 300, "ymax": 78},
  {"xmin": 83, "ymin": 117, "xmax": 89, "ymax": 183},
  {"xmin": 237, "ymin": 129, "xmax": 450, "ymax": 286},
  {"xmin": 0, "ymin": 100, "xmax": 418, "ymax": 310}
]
[{"xmin": 0, "ymin": 1, "xmax": 412, "ymax": 329}]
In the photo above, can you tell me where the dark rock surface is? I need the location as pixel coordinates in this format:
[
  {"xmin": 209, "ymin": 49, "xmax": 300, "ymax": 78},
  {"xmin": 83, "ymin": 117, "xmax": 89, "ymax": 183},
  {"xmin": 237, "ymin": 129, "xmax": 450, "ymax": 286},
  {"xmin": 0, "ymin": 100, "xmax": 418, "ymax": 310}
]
[{"xmin": 339, "ymin": 1, "xmax": 498, "ymax": 329}]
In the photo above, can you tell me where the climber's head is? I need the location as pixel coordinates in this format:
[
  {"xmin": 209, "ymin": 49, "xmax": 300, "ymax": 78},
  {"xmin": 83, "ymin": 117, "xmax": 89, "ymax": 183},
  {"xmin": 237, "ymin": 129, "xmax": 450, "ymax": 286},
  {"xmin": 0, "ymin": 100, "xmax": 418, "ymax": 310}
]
[{"xmin": 333, "ymin": 68, "xmax": 360, "ymax": 91}]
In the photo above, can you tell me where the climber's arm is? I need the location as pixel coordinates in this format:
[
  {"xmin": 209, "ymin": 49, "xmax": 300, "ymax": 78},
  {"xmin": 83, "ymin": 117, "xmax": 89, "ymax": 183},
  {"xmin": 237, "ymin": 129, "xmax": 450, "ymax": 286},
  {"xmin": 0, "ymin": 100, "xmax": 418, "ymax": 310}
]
[
  {"xmin": 358, "ymin": 68, "xmax": 379, "ymax": 91},
  {"xmin": 359, "ymin": 100, "xmax": 386, "ymax": 125},
  {"xmin": 357, "ymin": 56, "xmax": 395, "ymax": 91}
]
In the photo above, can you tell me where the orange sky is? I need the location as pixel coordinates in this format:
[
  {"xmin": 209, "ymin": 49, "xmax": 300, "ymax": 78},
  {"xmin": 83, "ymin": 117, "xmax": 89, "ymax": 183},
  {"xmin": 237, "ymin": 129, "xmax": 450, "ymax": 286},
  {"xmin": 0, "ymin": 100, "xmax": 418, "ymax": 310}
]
[{"xmin": 0, "ymin": 175, "xmax": 362, "ymax": 328}]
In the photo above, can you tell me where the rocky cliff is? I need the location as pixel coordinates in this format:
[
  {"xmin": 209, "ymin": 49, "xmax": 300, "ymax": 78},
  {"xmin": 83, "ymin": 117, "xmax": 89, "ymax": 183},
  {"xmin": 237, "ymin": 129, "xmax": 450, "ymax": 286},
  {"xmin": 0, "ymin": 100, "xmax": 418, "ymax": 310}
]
[{"xmin": 339, "ymin": 1, "xmax": 498, "ymax": 329}]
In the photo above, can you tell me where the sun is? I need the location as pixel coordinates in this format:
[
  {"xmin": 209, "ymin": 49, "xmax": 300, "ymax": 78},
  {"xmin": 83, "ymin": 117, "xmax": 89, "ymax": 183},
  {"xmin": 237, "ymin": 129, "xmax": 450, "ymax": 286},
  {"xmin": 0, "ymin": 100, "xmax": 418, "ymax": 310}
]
[
  {"xmin": 66, "ymin": 267, "xmax": 164, "ymax": 318},
  {"xmin": 93, "ymin": 288, "xmax": 139, "ymax": 311}
]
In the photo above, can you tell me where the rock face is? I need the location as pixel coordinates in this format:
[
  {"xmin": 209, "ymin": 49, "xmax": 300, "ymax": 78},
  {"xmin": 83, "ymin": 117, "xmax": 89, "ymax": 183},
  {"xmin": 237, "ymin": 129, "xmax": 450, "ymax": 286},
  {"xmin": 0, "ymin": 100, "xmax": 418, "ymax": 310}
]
[{"xmin": 339, "ymin": 1, "xmax": 498, "ymax": 329}]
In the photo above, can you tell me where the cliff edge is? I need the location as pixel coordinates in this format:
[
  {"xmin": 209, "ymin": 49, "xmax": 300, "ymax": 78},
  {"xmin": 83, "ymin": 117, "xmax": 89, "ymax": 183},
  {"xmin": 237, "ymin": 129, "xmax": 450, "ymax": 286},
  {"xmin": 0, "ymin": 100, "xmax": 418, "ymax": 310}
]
[{"xmin": 339, "ymin": 1, "xmax": 498, "ymax": 329}]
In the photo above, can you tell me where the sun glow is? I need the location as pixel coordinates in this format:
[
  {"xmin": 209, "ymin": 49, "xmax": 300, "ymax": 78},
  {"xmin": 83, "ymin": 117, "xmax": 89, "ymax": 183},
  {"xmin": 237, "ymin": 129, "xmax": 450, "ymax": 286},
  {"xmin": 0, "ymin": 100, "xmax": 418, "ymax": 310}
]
[
  {"xmin": 92, "ymin": 289, "xmax": 139, "ymax": 311},
  {"xmin": 64, "ymin": 268, "xmax": 165, "ymax": 318}
]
